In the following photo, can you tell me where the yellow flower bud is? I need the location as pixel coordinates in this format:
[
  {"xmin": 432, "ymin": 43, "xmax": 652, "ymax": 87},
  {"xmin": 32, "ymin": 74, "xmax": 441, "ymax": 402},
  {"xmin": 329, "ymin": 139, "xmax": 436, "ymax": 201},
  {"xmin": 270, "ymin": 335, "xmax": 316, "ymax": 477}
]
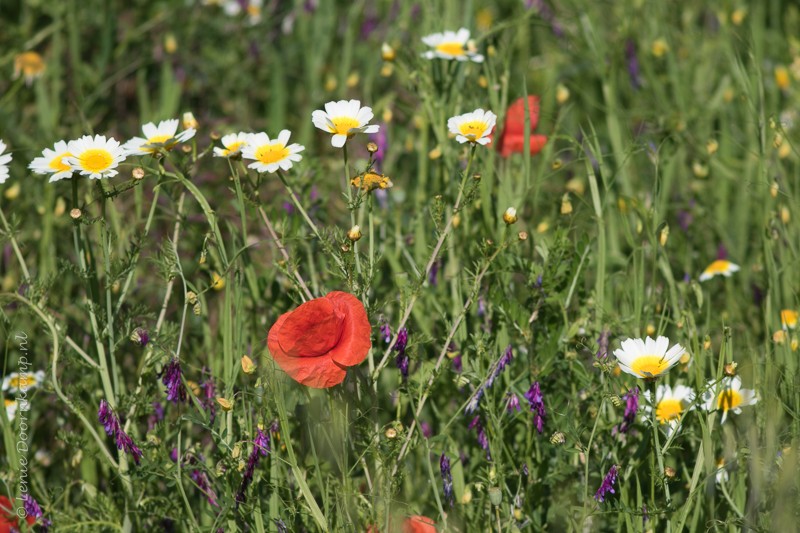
[
  {"xmin": 380, "ymin": 63, "xmax": 394, "ymax": 77},
  {"xmin": 346, "ymin": 72, "xmax": 359, "ymax": 88},
  {"xmin": 241, "ymin": 355, "xmax": 256, "ymax": 374},
  {"xmin": 428, "ymin": 146, "xmax": 442, "ymax": 160},
  {"xmin": 347, "ymin": 225, "xmax": 362, "ymax": 242},
  {"xmin": 560, "ymin": 193, "xmax": 573, "ymax": 215},
  {"xmin": 381, "ymin": 42, "xmax": 396, "ymax": 62},
  {"xmin": 503, "ymin": 207, "xmax": 518, "ymax": 225},
  {"xmin": 182, "ymin": 112, "xmax": 199, "ymax": 130},
  {"xmin": 731, "ymin": 8, "xmax": 746, "ymax": 26},
  {"xmin": 776, "ymin": 66, "xmax": 790, "ymax": 90},
  {"xmin": 211, "ymin": 272, "xmax": 225, "ymax": 291},
  {"xmin": 707, "ymin": 139, "xmax": 719, "ymax": 155},
  {"xmin": 651, "ymin": 38, "xmax": 669, "ymax": 58},
  {"xmin": 556, "ymin": 84, "xmax": 570, "ymax": 104},
  {"xmin": 536, "ymin": 221, "xmax": 549, "ymax": 234},
  {"xmin": 4, "ymin": 183, "xmax": 20, "ymax": 200},
  {"xmin": 216, "ymin": 397, "xmax": 234, "ymax": 411},
  {"xmin": 164, "ymin": 33, "xmax": 177, "ymax": 54}
]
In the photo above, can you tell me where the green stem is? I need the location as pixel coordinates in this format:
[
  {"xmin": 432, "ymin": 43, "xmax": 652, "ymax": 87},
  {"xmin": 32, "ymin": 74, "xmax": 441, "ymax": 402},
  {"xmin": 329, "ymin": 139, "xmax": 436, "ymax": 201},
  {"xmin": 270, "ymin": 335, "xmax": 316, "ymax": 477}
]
[{"xmin": 0, "ymin": 206, "xmax": 32, "ymax": 282}]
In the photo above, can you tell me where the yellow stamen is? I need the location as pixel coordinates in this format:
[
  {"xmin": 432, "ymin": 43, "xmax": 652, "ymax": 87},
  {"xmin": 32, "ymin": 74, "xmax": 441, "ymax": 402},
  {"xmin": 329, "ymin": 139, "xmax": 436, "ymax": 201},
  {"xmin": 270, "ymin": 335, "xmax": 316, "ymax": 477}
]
[
  {"xmin": 223, "ymin": 141, "xmax": 245, "ymax": 157},
  {"xmin": 458, "ymin": 120, "xmax": 488, "ymax": 140},
  {"xmin": 329, "ymin": 117, "xmax": 361, "ymax": 135},
  {"xmin": 630, "ymin": 355, "xmax": 670, "ymax": 377},
  {"xmin": 655, "ymin": 398, "xmax": 683, "ymax": 424},
  {"xmin": 78, "ymin": 149, "xmax": 113, "ymax": 172},
  {"xmin": 436, "ymin": 42, "xmax": 466, "ymax": 56},
  {"xmin": 255, "ymin": 143, "xmax": 289, "ymax": 165},
  {"xmin": 49, "ymin": 152, "xmax": 72, "ymax": 172},
  {"xmin": 716, "ymin": 389, "xmax": 743, "ymax": 412}
]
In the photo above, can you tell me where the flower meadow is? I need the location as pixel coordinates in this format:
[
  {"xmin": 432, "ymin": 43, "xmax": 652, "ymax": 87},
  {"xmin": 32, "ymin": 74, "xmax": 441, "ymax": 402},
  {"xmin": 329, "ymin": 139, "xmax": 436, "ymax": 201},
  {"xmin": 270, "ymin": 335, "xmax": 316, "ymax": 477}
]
[{"xmin": 1, "ymin": 0, "xmax": 799, "ymax": 531}]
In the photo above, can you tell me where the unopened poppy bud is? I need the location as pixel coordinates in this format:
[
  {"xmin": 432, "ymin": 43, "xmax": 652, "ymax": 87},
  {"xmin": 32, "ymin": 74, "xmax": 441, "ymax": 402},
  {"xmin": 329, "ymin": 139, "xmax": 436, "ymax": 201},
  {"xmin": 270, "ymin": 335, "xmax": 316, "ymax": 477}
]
[
  {"xmin": 182, "ymin": 112, "xmax": 199, "ymax": 130},
  {"xmin": 216, "ymin": 397, "xmax": 234, "ymax": 411},
  {"xmin": 70, "ymin": 208, "xmax": 82, "ymax": 220},
  {"xmin": 347, "ymin": 225, "xmax": 362, "ymax": 242},
  {"xmin": 724, "ymin": 361, "xmax": 738, "ymax": 376},
  {"xmin": 560, "ymin": 194, "xmax": 573, "ymax": 215},
  {"xmin": 518, "ymin": 231, "xmax": 528, "ymax": 241},
  {"xmin": 488, "ymin": 487, "xmax": 502, "ymax": 506},
  {"xmin": 503, "ymin": 207, "xmax": 518, "ymax": 225},
  {"xmin": 381, "ymin": 42, "xmax": 396, "ymax": 62},
  {"xmin": 367, "ymin": 142, "xmax": 378, "ymax": 153},
  {"xmin": 132, "ymin": 167, "xmax": 145, "ymax": 180},
  {"xmin": 241, "ymin": 355, "xmax": 256, "ymax": 374},
  {"xmin": 664, "ymin": 466, "xmax": 676, "ymax": 479}
]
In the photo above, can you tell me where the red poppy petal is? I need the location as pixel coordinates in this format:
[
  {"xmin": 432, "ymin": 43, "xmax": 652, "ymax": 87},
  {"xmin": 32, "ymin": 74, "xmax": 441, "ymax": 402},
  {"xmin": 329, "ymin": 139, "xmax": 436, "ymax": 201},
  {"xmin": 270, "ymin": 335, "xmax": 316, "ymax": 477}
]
[
  {"xmin": 271, "ymin": 347, "xmax": 347, "ymax": 388},
  {"xmin": 403, "ymin": 516, "xmax": 437, "ymax": 533},
  {"xmin": 504, "ymin": 95, "xmax": 541, "ymax": 134},
  {"xmin": 325, "ymin": 291, "xmax": 372, "ymax": 368},
  {"xmin": 275, "ymin": 298, "xmax": 343, "ymax": 357},
  {"xmin": 499, "ymin": 134, "xmax": 548, "ymax": 157}
]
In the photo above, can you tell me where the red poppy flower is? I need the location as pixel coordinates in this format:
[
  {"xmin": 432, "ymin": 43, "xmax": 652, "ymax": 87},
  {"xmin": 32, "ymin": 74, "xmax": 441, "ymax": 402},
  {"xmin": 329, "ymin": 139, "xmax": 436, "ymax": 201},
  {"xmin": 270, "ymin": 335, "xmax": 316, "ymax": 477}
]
[
  {"xmin": 496, "ymin": 95, "xmax": 548, "ymax": 157},
  {"xmin": 0, "ymin": 496, "xmax": 35, "ymax": 533},
  {"xmin": 267, "ymin": 291, "xmax": 371, "ymax": 388},
  {"xmin": 402, "ymin": 515, "xmax": 436, "ymax": 533}
]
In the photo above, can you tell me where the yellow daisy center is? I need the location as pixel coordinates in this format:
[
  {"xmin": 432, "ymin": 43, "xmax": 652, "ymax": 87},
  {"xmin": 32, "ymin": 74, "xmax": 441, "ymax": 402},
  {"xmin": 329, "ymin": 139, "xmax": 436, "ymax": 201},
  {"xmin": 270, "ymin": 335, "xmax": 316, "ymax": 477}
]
[
  {"xmin": 9, "ymin": 376, "xmax": 35, "ymax": 389},
  {"xmin": 5, "ymin": 398, "xmax": 16, "ymax": 407},
  {"xmin": 223, "ymin": 141, "xmax": 245, "ymax": 156},
  {"xmin": 458, "ymin": 120, "xmax": 489, "ymax": 139},
  {"xmin": 629, "ymin": 355, "xmax": 670, "ymax": 378},
  {"xmin": 655, "ymin": 398, "xmax": 683, "ymax": 424},
  {"xmin": 49, "ymin": 152, "xmax": 72, "ymax": 172},
  {"xmin": 255, "ymin": 143, "xmax": 289, "ymax": 165},
  {"xmin": 716, "ymin": 389, "xmax": 743, "ymax": 412},
  {"xmin": 436, "ymin": 42, "xmax": 466, "ymax": 56},
  {"xmin": 78, "ymin": 149, "xmax": 113, "ymax": 172},
  {"xmin": 704, "ymin": 260, "xmax": 732, "ymax": 275},
  {"xmin": 329, "ymin": 117, "xmax": 361, "ymax": 135}
]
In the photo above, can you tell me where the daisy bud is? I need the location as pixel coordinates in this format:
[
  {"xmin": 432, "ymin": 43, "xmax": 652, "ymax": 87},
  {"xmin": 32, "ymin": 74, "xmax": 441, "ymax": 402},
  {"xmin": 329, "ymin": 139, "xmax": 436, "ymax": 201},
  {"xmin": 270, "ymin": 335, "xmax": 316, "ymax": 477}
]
[
  {"xmin": 779, "ymin": 143, "xmax": 791, "ymax": 159},
  {"xmin": 381, "ymin": 42, "xmax": 396, "ymax": 62},
  {"xmin": 210, "ymin": 131, "xmax": 221, "ymax": 141},
  {"xmin": 503, "ymin": 207, "xmax": 518, "ymax": 225},
  {"xmin": 478, "ymin": 75, "xmax": 488, "ymax": 88},
  {"xmin": 473, "ymin": 173, "xmax": 482, "ymax": 181},
  {"xmin": 707, "ymin": 139, "xmax": 719, "ymax": 155},
  {"xmin": 560, "ymin": 193, "xmax": 573, "ymax": 215},
  {"xmin": 324, "ymin": 74, "xmax": 337, "ymax": 92},
  {"xmin": 367, "ymin": 142, "xmax": 378, "ymax": 153},
  {"xmin": 703, "ymin": 336, "xmax": 712, "ymax": 350},
  {"xmin": 452, "ymin": 214, "xmax": 461, "ymax": 228},
  {"xmin": 774, "ymin": 330, "xmax": 787, "ymax": 344},
  {"xmin": 556, "ymin": 84, "xmax": 570, "ymax": 104},
  {"xmin": 646, "ymin": 324, "xmax": 656, "ymax": 336},
  {"xmin": 692, "ymin": 161, "xmax": 709, "ymax": 178},
  {"xmin": 537, "ymin": 221, "xmax": 549, "ymax": 233},
  {"xmin": 518, "ymin": 231, "xmax": 528, "ymax": 241},
  {"xmin": 724, "ymin": 361, "xmax": 738, "ymax": 376},
  {"xmin": 347, "ymin": 225, "xmax": 362, "ymax": 242},
  {"xmin": 566, "ymin": 177, "xmax": 585, "ymax": 195},
  {"xmin": 771, "ymin": 180, "xmax": 779, "ymax": 198},
  {"xmin": 384, "ymin": 427, "xmax": 397, "ymax": 439},
  {"xmin": 382, "ymin": 108, "xmax": 393, "ymax": 123},
  {"xmin": 241, "ymin": 355, "xmax": 257, "ymax": 374},
  {"xmin": 775, "ymin": 66, "xmax": 790, "ymax": 90},
  {"xmin": 132, "ymin": 167, "xmax": 145, "ymax": 180},
  {"xmin": 182, "ymin": 112, "xmax": 199, "ymax": 130},
  {"xmin": 181, "ymin": 144, "xmax": 192, "ymax": 153},
  {"xmin": 664, "ymin": 466, "xmax": 676, "ymax": 479},
  {"xmin": 216, "ymin": 397, "xmax": 233, "ymax": 411},
  {"xmin": 164, "ymin": 33, "xmax": 177, "ymax": 54},
  {"xmin": 781, "ymin": 206, "xmax": 791, "ymax": 224},
  {"xmin": 552, "ymin": 158, "xmax": 563, "ymax": 170},
  {"xmin": 54, "ymin": 197, "xmax": 66, "ymax": 216},
  {"xmin": 346, "ymin": 72, "xmax": 359, "ymax": 88},
  {"xmin": 70, "ymin": 208, "xmax": 82, "ymax": 220},
  {"xmin": 380, "ymin": 63, "xmax": 394, "ymax": 77},
  {"xmin": 428, "ymin": 146, "xmax": 442, "ymax": 160},
  {"xmin": 4, "ymin": 183, "xmax": 20, "ymax": 200}
]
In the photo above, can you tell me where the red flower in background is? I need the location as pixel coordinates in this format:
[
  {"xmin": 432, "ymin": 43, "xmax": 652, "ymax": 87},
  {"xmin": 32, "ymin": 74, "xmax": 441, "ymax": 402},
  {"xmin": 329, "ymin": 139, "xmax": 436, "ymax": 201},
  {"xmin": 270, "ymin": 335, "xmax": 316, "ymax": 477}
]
[
  {"xmin": 0, "ymin": 496, "xmax": 35, "ymax": 533},
  {"xmin": 496, "ymin": 96, "xmax": 548, "ymax": 157},
  {"xmin": 402, "ymin": 515, "xmax": 436, "ymax": 533},
  {"xmin": 268, "ymin": 291, "xmax": 371, "ymax": 388}
]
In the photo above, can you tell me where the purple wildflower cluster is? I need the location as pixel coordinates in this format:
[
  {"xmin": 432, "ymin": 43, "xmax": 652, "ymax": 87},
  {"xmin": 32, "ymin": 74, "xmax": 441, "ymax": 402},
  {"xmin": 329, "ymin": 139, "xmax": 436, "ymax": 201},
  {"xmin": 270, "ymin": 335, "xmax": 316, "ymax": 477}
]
[
  {"xmin": 199, "ymin": 368, "xmax": 217, "ymax": 422},
  {"xmin": 161, "ymin": 358, "xmax": 187, "ymax": 404},
  {"xmin": 440, "ymin": 453, "xmax": 454, "ymax": 507},
  {"xmin": 594, "ymin": 465, "xmax": 619, "ymax": 502},
  {"xmin": 394, "ymin": 327, "xmax": 409, "ymax": 381},
  {"xmin": 98, "ymin": 400, "xmax": 143, "ymax": 465},
  {"xmin": 506, "ymin": 392, "xmax": 522, "ymax": 413},
  {"xmin": 190, "ymin": 468, "xmax": 219, "ymax": 508},
  {"xmin": 148, "ymin": 401, "xmax": 165, "ymax": 431},
  {"xmin": 486, "ymin": 345, "xmax": 513, "ymax": 388},
  {"xmin": 235, "ymin": 427, "xmax": 273, "ymax": 506},
  {"xmin": 22, "ymin": 494, "xmax": 51, "ymax": 531},
  {"xmin": 524, "ymin": 382, "xmax": 546, "ymax": 434},
  {"xmin": 615, "ymin": 387, "xmax": 639, "ymax": 434},
  {"xmin": 468, "ymin": 416, "xmax": 491, "ymax": 460},
  {"xmin": 380, "ymin": 321, "xmax": 392, "ymax": 344}
]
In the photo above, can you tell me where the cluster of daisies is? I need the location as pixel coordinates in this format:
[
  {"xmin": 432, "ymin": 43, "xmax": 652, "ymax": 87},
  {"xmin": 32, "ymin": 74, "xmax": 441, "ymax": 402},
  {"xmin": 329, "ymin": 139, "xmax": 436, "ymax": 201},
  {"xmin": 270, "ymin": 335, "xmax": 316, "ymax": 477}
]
[
  {"xmin": 2, "ymin": 370, "xmax": 46, "ymax": 423},
  {"xmin": 613, "ymin": 336, "xmax": 758, "ymax": 435}
]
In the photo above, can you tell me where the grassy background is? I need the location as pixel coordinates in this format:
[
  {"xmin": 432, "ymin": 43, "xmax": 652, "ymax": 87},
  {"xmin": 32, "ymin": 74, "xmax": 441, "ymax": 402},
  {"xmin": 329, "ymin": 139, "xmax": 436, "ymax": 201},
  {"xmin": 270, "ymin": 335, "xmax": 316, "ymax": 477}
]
[{"xmin": 1, "ymin": 0, "xmax": 799, "ymax": 531}]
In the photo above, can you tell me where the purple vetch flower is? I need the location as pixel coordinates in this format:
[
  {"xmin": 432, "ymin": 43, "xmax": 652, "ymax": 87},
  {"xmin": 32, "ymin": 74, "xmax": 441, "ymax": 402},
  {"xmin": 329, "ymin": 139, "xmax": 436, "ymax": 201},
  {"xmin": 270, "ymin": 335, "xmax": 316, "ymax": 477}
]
[
  {"xmin": 524, "ymin": 382, "xmax": 546, "ymax": 434},
  {"xmin": 22, "ymin": 494, "xmax": 51, "ymax": 531},
  {"xmin": 440, "ymin": 453, "xmax": 454, "ymax": 507},
  {"xmin": 594, "ymin": 465, "xmax": 619, "ymax": 502},
  {"xmin": 468, "ymin": 416, "xmax": 491, "ymax": 461},
  {"xmin": 282, "ymin": 201, "xmax": 295, "ymax": 215},
  {"xmin": 625, "ymin": 39, "xmax": 642, "ymax": 90},
  {"xmin": 148, "ymin": 401, "xmax": 165, "ymax": 431},
  {"xmin": 394, "ymin": 327, "xmax": 409, "ymax": 381},
  {"xmin": 429, "ymin": 259, "xmax": 440, "ymax": 287},
  {"xmin": 161, "ymin": 358, "xmax": 187, "ymax": 404},
  {"xmin": 486, "ymin": 345, "xmax": 514, "ymax": 388},
  {"xmin": 236, "ymin": 428, "xmax": 271, "ymax": 506},
  {"xmin": 616, "ymin": 387, "xmax": 639, "ymax": 434},
  {"xmin": 448, "ymin": 342, "xmax": 462, "ymax": 373},
  {"xmin": 98, "ymin": 400, "xmax": 143, "ymax": 465},
  {"xmin": 380, "ymin": 322, "xmax": 392, "ymax": 344},
  {"xmin": 642, "ymin": 503, "xmax": 649, "ymax": 525},
  {"xmin": 596, "ymin": 329, "xmax": 609, "ymax": 359},
  {"xmin": 477, "ymin": 295, "xmax": 487, "ymax": 317},
  {"xmin": 131, "ymin": 327, "xmax": 149, "ymax": 347},
  {"xmin": 191, "ymin": 469, "xmax": 219, "ymax": 507},
  {"xmin": 199, "ymin": 368, "xmax": 217, "ymax": 422},
  {"xmin": 521, "ymin": 463, "xmax": 529, "ymax": 477},
  {"xmin": 506, "ymin": 392, "xmax": 522, "ymax": 413},
  {"xmin": 465, "ymin": 386, "xmax": 484, "ymax": 415},
  {"xmin": 170, "ymin": 447, "xmax": 179, "ymax": 463},
  {"xmin": 421, "ymin": 421, "xmax": 433, "ymax": 439},
  {"xmin": 716, "ymin": 244, "xmax": 728, "ymax": 260}
]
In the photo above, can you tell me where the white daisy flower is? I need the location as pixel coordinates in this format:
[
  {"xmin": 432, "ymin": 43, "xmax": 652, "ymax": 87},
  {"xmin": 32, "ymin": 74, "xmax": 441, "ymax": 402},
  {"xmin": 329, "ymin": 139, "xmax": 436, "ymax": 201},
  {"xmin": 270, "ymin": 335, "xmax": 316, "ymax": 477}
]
[
  {"xmin": 0, "ymin": 140, "xmax": 12, "ymax": 184},
  {"xmin": 246, "ymin": 0, "xmax": 263, "ymax": 24},
  {"xmin": 65, "ymin": 135, "xmax": 126, "ymax": 180},
  {"xmin": 123, "ymin": 119, "xmax": 196, "ymax": 156},
  {"xmin": 642, "ymin": 383, "xmax": 695, "ymax": 435},
  {"xmin": 242, "ymin": 130, "xmax": 304, "ymax": 173},
  {"xmin": 2, "ymin": 370, "xmax": 46, "ymax": 394},
  {"xmin": 612, "ymin": 336, "xmax": 686, "ymax": 379},
  {"xmin": 421, "ymin": 28, "xmax": 484, "ymax": 62},
  {"xmin": 698, "ymin": 259, "xmax": 740, "ymax": 281},
  {"xmin": 311, "ymin": 99, "xmax": 380, "ymax": 148},
  {"xmin": 29, "ymin": 140, "xmax": 74, "ymax": 182},
  {"xmin": 213, "ymin": 132, "xmax": 250, "ymax": 158},
  {"xmin": 447, "ymin": 109, "xmax": 497, "ymax": 145},
  {"xmin": 4, "ymin": 398, "xmax": 17, "ymax": 422},
  {"xmin": 702, "ymin": 376, "xmax": 758, "ymax": 424}
]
